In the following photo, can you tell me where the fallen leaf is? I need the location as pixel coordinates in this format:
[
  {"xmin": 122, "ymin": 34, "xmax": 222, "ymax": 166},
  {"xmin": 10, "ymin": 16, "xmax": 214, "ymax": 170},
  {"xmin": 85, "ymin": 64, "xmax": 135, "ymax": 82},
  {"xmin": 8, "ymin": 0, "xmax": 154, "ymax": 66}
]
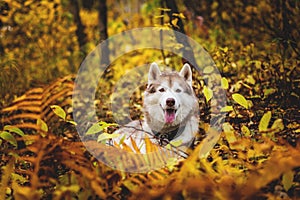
[
  {"xmin": 259, "ymin": 111, "xmax": 272, "ymax": 132},
  {"xmin": 232, "ymin": 93, "xmax": 248, "ymax": 109}
]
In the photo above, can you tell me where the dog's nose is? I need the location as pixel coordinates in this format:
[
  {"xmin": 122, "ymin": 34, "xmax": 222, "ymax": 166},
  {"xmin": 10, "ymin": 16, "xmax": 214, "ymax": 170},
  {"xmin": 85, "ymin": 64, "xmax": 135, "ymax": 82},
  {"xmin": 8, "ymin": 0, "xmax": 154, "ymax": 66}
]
[{"xmin": 166, "ymin": 98, "xmax": 175, "ymax": 107}]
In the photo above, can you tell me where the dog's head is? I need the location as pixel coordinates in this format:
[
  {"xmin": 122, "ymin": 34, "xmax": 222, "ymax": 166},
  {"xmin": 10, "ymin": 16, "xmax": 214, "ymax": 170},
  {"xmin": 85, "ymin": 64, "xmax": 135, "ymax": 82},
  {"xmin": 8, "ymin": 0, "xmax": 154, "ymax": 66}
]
[{"xmin": 144, "ymin": 62, "xmax": 198, "ymax": 131}]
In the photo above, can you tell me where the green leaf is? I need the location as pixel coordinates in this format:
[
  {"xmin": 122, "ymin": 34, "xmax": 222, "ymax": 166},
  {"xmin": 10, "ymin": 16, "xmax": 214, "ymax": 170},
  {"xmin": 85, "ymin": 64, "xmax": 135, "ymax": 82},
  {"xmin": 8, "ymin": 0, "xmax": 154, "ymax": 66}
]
[
  {"xmin": 221, "ymin": 77, "xmax": 229, "ymax": 89},
  {"xmin": 0, "ymin": 131, "xmax": 17, "ymax": 147},
  {"xmin": 232, "ymin": 93, "xmax": 248, "ymax": 109},
  {"xmin": 97, "ymin": 133, "xmax": 120, "ymax": 142},
  {"xmin": 259, "ymin": 111, "xmax": 272, "ymax": 132},
  {"xmin": 220, "ymin": 106, "xmax": 233, "ymax": 112},
  {"xmin": 282, "ymin": 170, "xmax": 294, "ymax": 191},
  {"xmin": 203, "ymin": 86, "xmax": 213, "ymax": 102},
  {"xmin": 37, "ymin": 119, "xmax": 48, "ymax": 132},
  {"xmin": 4, "ymin": 125, "xmax": 24, "ymax": 137},
  {"xmin": 86, "ymin": 123, "xmax": 103, "ymax": 135},
  {"xmin": 50, "ymin": 105, "xmax": 66, "ymax": 120}
]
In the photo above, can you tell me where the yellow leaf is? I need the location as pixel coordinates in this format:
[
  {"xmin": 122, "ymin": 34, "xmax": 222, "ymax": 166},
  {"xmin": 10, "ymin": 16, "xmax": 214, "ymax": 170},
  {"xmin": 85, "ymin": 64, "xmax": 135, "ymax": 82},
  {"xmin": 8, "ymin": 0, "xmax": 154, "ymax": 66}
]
[
  {"xmin": 282, "ymin": 170, "xmax": 294, "ymax": 191},
  {"xmin": 222, "ymin": 46, "xmax": 229, "ymax": 53},
  {"xmin": 37, "ymin": 119, "xmax": 48, "ymax": 132},
  {"xmin": 254, "ymin": 60, "xmax": 262, "ymax": 69},
  {"xmin": 220, "ymin": 106, "xmax": 233, "ymax": 112},
  {"xmin": 166, "ymin": 157, "xmax": 178, "ymax": 172},
  {"xmin": 66, "ymin": 120, "xmax": 77, "ymax": 126},
  {"xmin": 154, "ymin": 15, "xmax": 165, "ymax": 19},
  {"xmin": 37, "ymin": 119, "xmax": 48, "ymax": 137},
  {"xmin": 130, "ymin": 136, "xmax": 141, "ymax": 153},
  {"xmin": 144, "ymin": 135, "xmax": 156, "ymax": 153},
  {"xmin": 50, "ymin": 105, "xmax": 66, "ymax": 120},
  {"xmin": 259, "ymin": 111, "xmax": 272, "ymax": 132},
  {"xmin": 170, "ymin": 140, "xmax": 183, "ymax": 147},
  {"xmin": 203, "ymin": 66, "xmax": 214, "ymax": 74},
  {"xmin": 247, "ymin": 149, "xmax": 256, "ymax": 158},
  {"xmin": 119, "ymin": 135, "xmax": 126, "ymax": 145},
  {"xmin": 86, "ymin": 123, "xmax": 103, "ymax": 135},
  {"xmin": 172, "ymin": 13, "xmax": 186, "ymax": 19},
  {"xmin": 158, "ymin": 8, "xmax": 171, "ymax": 11},
  {"xmin": 166, "ymin": 139, "xmax": 183, "ymax": 150},
  {"xmin": 241, "ymin": 125, "xmax": 251, "ymax": 137},
  {"xmin": 247, "ymin": 100, "xmax": 253, "ymax": 109},
  {"xmin": 245, "ymin": 75, "xmax": 256, "ymax": 85},
  {"xmin": 4, "ymin": 125, "xmax": 24, "ymax": 136},
  {"xmin": 120, "ymin": 141, "xmax": 134, "ymax": 152},
  {"xmin": 271, "ymin": 119, "xmax": 284, "ymax": 133},
  {"xmin": 203, "ymin": 86, "xmax": 213, "ymax": 102},
  {"xmin": 0, "ymin": 131, "xmax": 17, "ymax": 147},
  {"xmin": 221, "ymin": 11, "xmax": 230, "ymax": 21},
  {"xmin": 178, "ymin": 13, "xmax": 186, "ymax": 19},
  {"xmin": 171, "ymin": 18, "xmax": 179, "ymax": 28},
  {"xmin": 232, "ymin": 93, "xmax": 248, "ymax": 109},
  {"xmin": 97, "ymin": 133, "xmax": 119, "ymax": 142},
  {"xmin": 223, "ymin": 123, "xmax": 237, "ymax": 143},
  {"xmin": 221, "ymin": 77, "xmax": 229, "ymax": 89},
  {"xmin": 211, "ymin": 11, "xmax": 217, "ymax": 18},
  {"xmin": 24, "ymin": 0, "xmax": 34, "ymax": 7}
]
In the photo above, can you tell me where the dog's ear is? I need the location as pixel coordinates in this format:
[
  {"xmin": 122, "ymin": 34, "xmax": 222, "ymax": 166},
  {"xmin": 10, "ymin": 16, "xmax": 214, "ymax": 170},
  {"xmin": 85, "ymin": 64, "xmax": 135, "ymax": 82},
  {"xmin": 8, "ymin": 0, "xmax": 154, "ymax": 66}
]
[
  {"xmin": 180, "ymin": 63, "xmax": 192, "ymax": 86},
  {"xmin": 148, "ymin": 62, "xmax": 161, "ymax": 83}
]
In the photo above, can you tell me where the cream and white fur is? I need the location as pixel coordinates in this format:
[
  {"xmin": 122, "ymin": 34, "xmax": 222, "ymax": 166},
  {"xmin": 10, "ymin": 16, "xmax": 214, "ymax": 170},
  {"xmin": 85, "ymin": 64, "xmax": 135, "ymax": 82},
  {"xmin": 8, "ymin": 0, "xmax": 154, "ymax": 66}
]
[{"xmin": 108, "ymin": 62, "xmax": 199, "ymax": 155}]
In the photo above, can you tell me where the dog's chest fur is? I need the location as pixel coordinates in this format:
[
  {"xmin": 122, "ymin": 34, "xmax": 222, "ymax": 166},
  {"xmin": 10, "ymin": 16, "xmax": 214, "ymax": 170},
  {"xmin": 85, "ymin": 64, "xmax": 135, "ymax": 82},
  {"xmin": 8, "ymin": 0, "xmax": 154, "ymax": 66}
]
[{"xmin": 110, "ymin": 117, "xmax": 198, "ymax": 154}]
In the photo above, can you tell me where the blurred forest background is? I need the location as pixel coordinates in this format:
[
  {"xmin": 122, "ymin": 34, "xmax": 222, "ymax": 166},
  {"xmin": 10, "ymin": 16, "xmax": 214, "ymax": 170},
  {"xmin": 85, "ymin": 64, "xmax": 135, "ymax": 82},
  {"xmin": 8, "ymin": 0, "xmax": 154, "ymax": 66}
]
[
  {"xmin": 0, "ymin": 0, "xmax": 299, "ymax": 199},
  {"xmin": 0, "ymin": 0, "xmax": 299, "ymax": 106}
]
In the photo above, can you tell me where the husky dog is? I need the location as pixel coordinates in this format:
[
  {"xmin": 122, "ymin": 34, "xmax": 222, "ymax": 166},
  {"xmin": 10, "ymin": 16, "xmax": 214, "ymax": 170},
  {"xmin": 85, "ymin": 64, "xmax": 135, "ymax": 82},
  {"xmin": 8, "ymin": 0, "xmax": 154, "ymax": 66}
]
[{"xmin": 108, "ymin": 62, "xmax": 199, "ymax": 155}]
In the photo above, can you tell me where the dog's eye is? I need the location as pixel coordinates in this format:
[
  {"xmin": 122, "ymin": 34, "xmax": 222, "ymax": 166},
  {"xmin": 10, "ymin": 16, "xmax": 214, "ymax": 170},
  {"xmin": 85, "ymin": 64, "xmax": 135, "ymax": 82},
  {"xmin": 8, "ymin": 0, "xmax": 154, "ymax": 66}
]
[
  {"xmin": 147, "ymin": 85, "xmax": 156, "ymax": 93},
  {"xmin": 159, "ymin": 88, "xmax": 165, "ymax": 92},
  {"xmin": 149, "ymin": 88, "xmax": 156, "ymax": 93},
  {"xmin": 175, "ymin": 89, "xmax": 182, "ymax": 93}
]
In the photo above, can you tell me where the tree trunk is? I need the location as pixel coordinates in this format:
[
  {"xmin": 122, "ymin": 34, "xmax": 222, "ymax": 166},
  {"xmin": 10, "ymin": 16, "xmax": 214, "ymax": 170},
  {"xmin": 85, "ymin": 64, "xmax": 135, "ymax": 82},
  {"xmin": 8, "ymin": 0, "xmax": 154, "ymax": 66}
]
[
  {"xmin": 69, "ymin": 0, "xmax": 87, "ymax": 53},
  {"xmin": 98, "ymin": 0, "xmax": 110, "ymax": 66},
  {"xmin": 164, "ymin": 0, "xmax": 198, "ymax": 70}
]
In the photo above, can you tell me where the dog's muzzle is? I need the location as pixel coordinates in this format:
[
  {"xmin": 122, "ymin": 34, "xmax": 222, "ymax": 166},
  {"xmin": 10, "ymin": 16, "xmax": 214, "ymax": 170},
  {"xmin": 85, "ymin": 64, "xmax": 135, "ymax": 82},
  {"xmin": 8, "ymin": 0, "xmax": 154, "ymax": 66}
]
[{"xmin": 163, "ymin": 98, "xmax": 177, "ymax": 123}]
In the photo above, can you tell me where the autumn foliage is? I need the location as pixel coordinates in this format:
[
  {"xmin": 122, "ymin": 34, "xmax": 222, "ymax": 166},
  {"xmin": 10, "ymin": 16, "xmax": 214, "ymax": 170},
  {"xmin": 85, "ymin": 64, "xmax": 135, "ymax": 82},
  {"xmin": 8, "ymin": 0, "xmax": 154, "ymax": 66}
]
[{"xmin": 0, "ymin": 0, "xmax": 299, "ymax": 199}]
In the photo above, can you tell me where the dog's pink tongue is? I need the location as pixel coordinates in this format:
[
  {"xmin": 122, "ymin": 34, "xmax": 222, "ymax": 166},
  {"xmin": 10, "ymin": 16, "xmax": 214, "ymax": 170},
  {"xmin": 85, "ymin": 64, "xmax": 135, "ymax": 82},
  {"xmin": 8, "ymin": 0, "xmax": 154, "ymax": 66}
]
[{"xmin": 165, "ymin": 110, "xmax": 175, "ymax": 123}]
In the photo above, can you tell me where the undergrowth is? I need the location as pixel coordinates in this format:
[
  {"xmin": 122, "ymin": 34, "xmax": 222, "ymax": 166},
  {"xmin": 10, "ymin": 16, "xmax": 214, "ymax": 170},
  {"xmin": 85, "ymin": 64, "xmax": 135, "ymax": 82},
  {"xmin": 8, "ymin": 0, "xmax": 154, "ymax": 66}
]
[{"xmin": 0, "ymin": 0, "xmax": 299, "ymax": 199}]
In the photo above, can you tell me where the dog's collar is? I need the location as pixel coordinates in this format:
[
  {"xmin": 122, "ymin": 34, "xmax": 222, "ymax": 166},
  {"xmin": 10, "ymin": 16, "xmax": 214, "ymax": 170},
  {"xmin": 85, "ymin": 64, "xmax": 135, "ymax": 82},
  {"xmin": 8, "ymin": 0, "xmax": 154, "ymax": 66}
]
[{"xmin": 152, "ymin": 125, "xmax": 186, "ymax": 146}]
